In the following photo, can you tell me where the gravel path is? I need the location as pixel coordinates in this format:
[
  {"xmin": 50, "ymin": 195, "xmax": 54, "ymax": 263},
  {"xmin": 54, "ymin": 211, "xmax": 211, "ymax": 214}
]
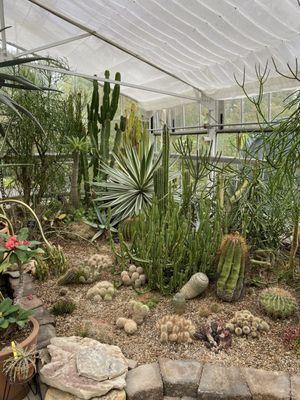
[{"xmin": 34, "ymin": 239, "xmax": 300, "ymax": 374}]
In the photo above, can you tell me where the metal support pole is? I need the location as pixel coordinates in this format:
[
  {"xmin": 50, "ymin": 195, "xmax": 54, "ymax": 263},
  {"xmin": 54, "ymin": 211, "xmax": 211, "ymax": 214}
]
[{"xmin": 0, "ymin": 0, "xmax": 7, "ymax": 56}]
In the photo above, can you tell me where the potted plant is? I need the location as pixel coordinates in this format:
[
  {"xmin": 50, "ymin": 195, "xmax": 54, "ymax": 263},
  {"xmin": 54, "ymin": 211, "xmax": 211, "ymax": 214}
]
[
  {"xmin": 3, "ymin": 342, "xmax": 38, "ymax": 384},
  {"xmin": 0, "ymin": 296, "xmax": 39, "ymax": 400}
]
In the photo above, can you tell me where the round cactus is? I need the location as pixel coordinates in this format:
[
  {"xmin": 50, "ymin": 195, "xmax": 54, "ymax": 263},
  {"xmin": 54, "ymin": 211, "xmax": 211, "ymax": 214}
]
[{"xmin": 259, "ymin": 287, "xmax": 297, "ymax": 319}]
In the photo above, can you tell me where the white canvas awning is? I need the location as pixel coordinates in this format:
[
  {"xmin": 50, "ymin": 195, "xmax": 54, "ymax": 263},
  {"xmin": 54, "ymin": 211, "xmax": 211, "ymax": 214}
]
[{"xmin": 3, "ymin": 0, "xmax": 300, "ymax": 110}]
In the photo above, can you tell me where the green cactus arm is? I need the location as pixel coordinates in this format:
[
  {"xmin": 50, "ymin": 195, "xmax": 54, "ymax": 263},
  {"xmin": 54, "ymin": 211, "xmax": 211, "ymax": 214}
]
[
  {"xmin": 109, "ymin": 72, "xmax": 120, "ymax": 120},
  {"xmin": 225, "ymin": 242, "xmax": 243, "ymax": 299},
  {"xmin": 217, "ymin": 240, "xmax": 235, "ymax": 291},
  {"xmin": 102, "ymin": 70, "xmax": 110, "ymax": 119}
]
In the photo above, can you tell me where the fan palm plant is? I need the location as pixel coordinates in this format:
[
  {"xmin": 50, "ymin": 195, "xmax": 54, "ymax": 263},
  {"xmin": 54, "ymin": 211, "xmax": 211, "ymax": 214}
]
[{"xmin": 93, "ymin": 143, "xmax": 161, "ymax": 223}]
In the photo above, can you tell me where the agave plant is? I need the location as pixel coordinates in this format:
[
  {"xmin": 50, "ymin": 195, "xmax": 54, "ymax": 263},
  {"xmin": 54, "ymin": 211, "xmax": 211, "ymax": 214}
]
[{"xmin": 93, "ymin": 143, "xmax": 161, "ymax": 222}]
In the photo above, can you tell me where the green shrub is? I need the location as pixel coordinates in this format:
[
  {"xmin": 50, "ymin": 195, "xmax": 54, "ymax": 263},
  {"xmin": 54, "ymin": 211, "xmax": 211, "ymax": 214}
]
[{"xmin": 51, "ymin": 299, "xmax": 76, "ymax": 316}]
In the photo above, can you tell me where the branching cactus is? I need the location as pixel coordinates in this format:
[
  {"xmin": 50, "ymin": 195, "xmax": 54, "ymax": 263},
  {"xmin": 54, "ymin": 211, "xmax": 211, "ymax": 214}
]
[
  {"xmin": 216, "ymin": 233, "xmax": 248, "ymax": 302},
  {"xmin": 259, "ymin": 287, "xmax": 297, "ymax": 319}
]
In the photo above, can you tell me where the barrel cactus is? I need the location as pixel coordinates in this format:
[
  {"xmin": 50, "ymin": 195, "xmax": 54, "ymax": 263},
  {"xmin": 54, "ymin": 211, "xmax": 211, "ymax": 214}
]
[
  {"xmin": 216, "ymin": 233, "xmax": 248, "ymax": 302},
  {"xmin": 259, "ymin": 287, "xmax": 297, "ymax": 319},
  {"xmin": 179, "ymin": 272, "xmax": 209, "ymax": 299}
]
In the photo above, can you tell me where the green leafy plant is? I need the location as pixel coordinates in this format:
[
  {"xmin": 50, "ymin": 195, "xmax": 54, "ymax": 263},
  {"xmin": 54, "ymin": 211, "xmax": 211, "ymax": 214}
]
[
  {"xmin": 0, "ymin": 297, "xmax": 33, "ymax": 332},
  {"xmin": 94, "ymin": 143, "xmax": 161, "ymax": 223},
  {"xmin": 0, "ymin": 228, "xmax": 44, "ymax": 273},
  {"xmin": 3, "ymin": 343, "xmax": 37, "ymax": 383}
]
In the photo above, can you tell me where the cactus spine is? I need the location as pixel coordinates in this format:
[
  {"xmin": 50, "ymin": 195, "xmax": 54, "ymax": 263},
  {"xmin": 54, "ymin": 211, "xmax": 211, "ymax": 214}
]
[
  {"xmin": 216, "ymin": 233, "xmax": 248, "ymax": 302},
  {"xmin": 87, "ymin": 71, "xmax": 122, "ymax": 180},
  {"xmin": 259, "ymin": 287, "xmax": 297, "ymax": 319}
]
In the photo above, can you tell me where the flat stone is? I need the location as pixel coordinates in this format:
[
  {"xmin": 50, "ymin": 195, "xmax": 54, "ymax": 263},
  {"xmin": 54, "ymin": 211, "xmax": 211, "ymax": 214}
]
[
  {"xmin": 76, "ymin": 346, "xmax": 128, "ymax": 381},
  {"xmin": 291, "ymin": 375, "xmax": 300, "ymax": 400},
  {"xmin": 45, "ymin": 387, "xmax": 126, "ymax": 400},
  {"xmin": 164, "ymin": 397, "xmax": 180, "ymax": 400},
  {"xmin": 37, "ymin": 324, "xmax": 56, "ymax": 349},
  {"xmin": 4, "ymin": 270, "xmax": 20, "ymax": 278},
  {"xmin": 243, "ymin": 368, "xmax": 290, "ymax": 400},
  {"xmin": 159, "ymin": 358, "xmax": 202, "ymax": 398},
  {"xmin": 126, "ymin": 358, "xmax": 138, "ymax": 370},
  {"xmin": 40, "ymin": 337, "xmax": 127, "ymax": 400},
  {"xmin": 16, "ymin": 294, "xmax": 43, "ymax": 310},
  {"xmin": 16, "ymin": 273, "xmax": 35, "ymax": 297},
  {"xmin": 34, "ymin": 306, "xmax": 55, "ymax": 326},
  {"xmin": 198, "ymin": 364, "xmax": 251, "ymax": 399},
  {"xmin": 126, "ymin": 362, "xmax": 163, "ymax": 400}
]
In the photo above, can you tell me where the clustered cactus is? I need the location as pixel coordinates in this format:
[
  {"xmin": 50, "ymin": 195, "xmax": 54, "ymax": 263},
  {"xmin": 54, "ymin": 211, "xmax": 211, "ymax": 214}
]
[
  {"xmin": 259, "ymin": 287, "xmax": 297, "ymax": 319},
  {"xmin": 121, "ymin": 265, "xmax": 147, "ymax": 288},
  {"xmin": 217, "ymin": 233, "xmax": 248, "ymax": 302},
  {"xmin": 57, "ymin": 253, "xmax": 114, "ymax": 285},
  {"xmin": 194, "ymin": 320, "xmax": 232, "ymax": 352},
  {"xmin": 157, "ymin": 315, "xmax": 196, "ymax": 344},
  {"xmin": 225, "ymin": 310, "xmax": 270, "ymax": 338},
  {"xmin": 116, "ymin": 317, "xmax": 138, "ymax": 335},
  {"xmin": 87, "ymin": 281, "xmax": 116, "ymax": 302},
  {"xmin": 127, "ymin": 300, "xmax": 150, "ymax": 324}
]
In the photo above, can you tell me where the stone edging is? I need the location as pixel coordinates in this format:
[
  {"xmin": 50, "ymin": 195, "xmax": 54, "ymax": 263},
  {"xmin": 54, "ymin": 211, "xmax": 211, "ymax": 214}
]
[
  {"xmin": 125, "ymin": 358, "xmax": 300, "ymax": 400},
  {"xmin": 8, "ymin": 271, "xmax": 56, "ymax": 350}
]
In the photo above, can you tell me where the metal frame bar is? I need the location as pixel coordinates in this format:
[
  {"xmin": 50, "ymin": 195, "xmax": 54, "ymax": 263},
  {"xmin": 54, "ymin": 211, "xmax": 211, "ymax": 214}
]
[
  {"xmin": 28, "ymin": 0, "xmax": 203, "ymax": 95},
  {"xmin": 16, "ymin": 32, "xmax": 91, "ymax": 57}
]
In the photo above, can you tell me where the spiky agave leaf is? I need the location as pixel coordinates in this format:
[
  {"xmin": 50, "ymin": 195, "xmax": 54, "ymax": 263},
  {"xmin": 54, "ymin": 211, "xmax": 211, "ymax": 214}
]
[{"xmin": 93, "ymin": 143, "xmax": 161, "ymax": 222}]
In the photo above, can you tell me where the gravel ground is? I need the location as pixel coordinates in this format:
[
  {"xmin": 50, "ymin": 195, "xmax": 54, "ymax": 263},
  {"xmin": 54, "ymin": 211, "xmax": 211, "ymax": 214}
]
[{"xmin": 34, "ymin": 239, "xmax": 300, "ymax": 374}]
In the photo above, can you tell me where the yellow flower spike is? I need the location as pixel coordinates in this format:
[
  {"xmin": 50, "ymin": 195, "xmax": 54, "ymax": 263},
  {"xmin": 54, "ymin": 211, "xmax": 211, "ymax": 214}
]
[{"xmin": 11, "ymin": 341, "xmax": 18, "ymax": 359}]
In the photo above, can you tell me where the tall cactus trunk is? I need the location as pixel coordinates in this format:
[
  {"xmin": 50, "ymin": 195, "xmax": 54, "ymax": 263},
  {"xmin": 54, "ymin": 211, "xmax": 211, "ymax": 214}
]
[
  {"xmin": 71, "ymin": 150, "xmax": 80, "ymax": 209},
  {"xmin": 81, "ymin": 152, "xmax": 91, "ymax": 205}
]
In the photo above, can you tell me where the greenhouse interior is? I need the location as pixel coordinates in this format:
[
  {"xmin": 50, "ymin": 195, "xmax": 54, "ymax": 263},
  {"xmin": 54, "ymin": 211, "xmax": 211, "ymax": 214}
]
[{"xmin": 0, "ymin": 1, "xmax": 299, "ymax": 400}]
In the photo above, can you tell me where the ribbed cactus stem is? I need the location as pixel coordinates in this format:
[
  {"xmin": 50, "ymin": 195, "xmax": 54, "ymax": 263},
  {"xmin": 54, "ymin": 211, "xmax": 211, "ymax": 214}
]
[
  {"xmin": 154, "ymin": 166, "xmax": 165, "ymax": 207},
  {"xmin": 162, "ymin": 124, "xmax": 170, "ymax": 198}
]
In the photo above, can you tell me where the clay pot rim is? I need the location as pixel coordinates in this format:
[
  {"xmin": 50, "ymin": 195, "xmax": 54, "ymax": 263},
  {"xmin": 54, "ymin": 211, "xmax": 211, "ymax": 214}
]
[{"xmin": 0, "ymin": 316, "xmax": 39, "ymax": 358}]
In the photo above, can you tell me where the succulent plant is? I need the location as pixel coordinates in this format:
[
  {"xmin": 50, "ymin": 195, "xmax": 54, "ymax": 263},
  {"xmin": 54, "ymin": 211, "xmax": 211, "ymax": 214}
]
[
  {"xmin": 116, "ymin": 317, "xmax": 137, "ymax": 335},
  {"xmin": 121, "ymin": 264, "xmax": 147, "ymax": 288},
  {"xmin": 172, "ymin": 293, "xmax": 186, "ymax": 315},
  {"xmin": 194, "ymin": 319, "xmax": 232, "ymax": 352},
  {"xmin": 216, "ymin": 233, "xmax": 248, "ymax": 302},
  {"xmin": 179, "ymin": 272, "xmax": 209, "ymax": 300},
  {"xmin": 259, "ymin": 287, "xmax": 297, "ymax": 319},
  {"xmin": 157, "ymin": 315, "xmax": 195, "ymax": 344},
  {"xmin": 87, "ymin": 281, "xmax": 116, "ymax": 302},
  {"xmin": 226, "ymin": 310, "xmax": 270, "ymax": 339},
  {"xmin": 127, "ymin": 300, "xmax": 150, "ymax": 325},
  {"xmin": 51, "ymin": 299, "xmax": 76, "ymax": 316},
  {"xmin": 87, "ymin": 253, "xmax": 115, "ymax": 269}
]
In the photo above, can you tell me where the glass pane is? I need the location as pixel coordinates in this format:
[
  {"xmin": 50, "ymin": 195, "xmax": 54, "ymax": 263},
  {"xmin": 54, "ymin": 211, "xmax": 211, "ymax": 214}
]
[
  {"xmin": 224, "ymin": 99, "xmax": 241, "ymax": 124},
  {"xmin": 271, "ymin": 90, "xmax": 298, "ymax": 120},
  {"xmin": 184, "ymin": 103, "xmax": 200, "ymax": 127},
  {"xmin": 243, "ymin": 95, "xmax": 268, "ymax": 124},
  {"xmin": 201, "ymin": 106, "xmax": 209, "ymax": 125},
  {"xmin": 217, "ymin": 133, "xmax": 250, "ymax": 157}
]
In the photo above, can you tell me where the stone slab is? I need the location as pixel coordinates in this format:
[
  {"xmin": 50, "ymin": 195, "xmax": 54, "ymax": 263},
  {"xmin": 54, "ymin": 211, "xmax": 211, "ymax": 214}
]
[
  {"xmin": 34, "ymin": 306, "xmax": 55, "ymax": 326},
  {"xmin": 16, "ymin": 294, "xmax": 43, "ymax": 310},
  {"xmin": 37, "ymin": 324, "xmax": 56, "ymax": 349},
  {"xmin": 291, "ymin": 375, "xmax": 300, "ymax": 400},
  {"xmin": 159, "ymin": 358, "xmax": 202, "ymax": 398},
  {"xmin": 45, "ymin": 387, "xmax": 126, "ymax": 400},
  {"xmin": 126, "ymin": 358, "xmax": 138, "ymax": 370},
  {"xmin": 126, "ymin": 362, "xmax": 163, "ymax": 400},
  {"xmin": 198, "ymin": 363, "xmax": 251, "ymax": 399},
  {"xmin": 243, "ymin": 368, "xmax": 290, "ymax": 400}
]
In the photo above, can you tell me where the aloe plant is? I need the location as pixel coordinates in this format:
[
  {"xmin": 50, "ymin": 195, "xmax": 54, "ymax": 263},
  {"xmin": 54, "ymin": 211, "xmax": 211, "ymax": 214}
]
[{"xmin": 93, "ymin": 143, "xmax": 161, "ymax": 222}]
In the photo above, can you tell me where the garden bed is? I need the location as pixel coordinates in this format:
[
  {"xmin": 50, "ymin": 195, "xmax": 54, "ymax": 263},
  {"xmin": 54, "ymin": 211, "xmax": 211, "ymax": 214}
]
[{"xmin": 34, "ymin": 239, "xmax": 300, "ymax": 375}]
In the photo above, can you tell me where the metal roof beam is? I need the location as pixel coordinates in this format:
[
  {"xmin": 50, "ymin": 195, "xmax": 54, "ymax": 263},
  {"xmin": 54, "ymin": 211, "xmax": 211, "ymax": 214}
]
[{"xmin": 16, "ymin": 32, "xmax": 91, "ymax": 57}]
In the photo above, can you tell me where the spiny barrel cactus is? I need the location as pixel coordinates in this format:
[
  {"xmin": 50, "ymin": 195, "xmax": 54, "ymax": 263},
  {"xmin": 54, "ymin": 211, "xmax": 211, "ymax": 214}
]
[
  {"xmin": 216, "ymin": 233, "xmax": 248, "ymax": 302},
  {"xmin": 259, "ymin": 287, "xmax": 297, "ymax": 319}
]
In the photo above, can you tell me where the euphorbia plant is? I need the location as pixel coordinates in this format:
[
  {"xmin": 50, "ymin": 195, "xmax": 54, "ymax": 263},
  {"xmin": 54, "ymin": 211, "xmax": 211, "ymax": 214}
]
[{"xmin": 0, "ymin": 228, "xmax": 44, "ymax": 273}]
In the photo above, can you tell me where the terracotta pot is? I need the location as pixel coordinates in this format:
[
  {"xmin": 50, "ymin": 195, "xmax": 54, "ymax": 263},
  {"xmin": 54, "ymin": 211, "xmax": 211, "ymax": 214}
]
[{"xmin": 0, "ymin": 316, "xmax": 39, "ymax": 400}]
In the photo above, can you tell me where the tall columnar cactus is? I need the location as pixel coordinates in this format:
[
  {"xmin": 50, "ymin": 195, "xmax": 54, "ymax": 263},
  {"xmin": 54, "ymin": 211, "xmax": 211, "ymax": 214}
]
[
  {"xmin": 154, "ymin": 124, "xmax": 170, "ymax": 210},
  {"xmin": 87, "ymin": 71, "xmax": 121, "ymax": 180},
  {"xmin": 110, "ymin": 115, "xmax": 126, "ymax": 168},
  {"xmin": 216, "ymin": 233, "xmax": 248, "ymax": 302},
  {"xmin": 259, "ymin": 287, "xmax": 297, "ymax": 319}
]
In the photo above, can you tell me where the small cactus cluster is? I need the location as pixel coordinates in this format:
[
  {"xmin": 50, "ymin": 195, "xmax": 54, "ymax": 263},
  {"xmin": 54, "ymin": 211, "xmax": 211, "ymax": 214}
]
[
  {"xmin": 127, "ymin": 300, "xmax": 150, "ymax": 324},
  {"xmin": 259, "ymin": 287, "xmax": 297, "ymax": 319},
  {"xmin": 116, "ymin": 317, "xmax": 138, "ymax": 335},
  {"xmin": 121, "ymin": 265, "xmax": 147, "ymax": 288},
  {"xmin": 87, "ymin": 281, "xmax": 116, "ymax": 302},
  {"xmin": 226, "ymin": 310, "xmax": 270, "ymax": 339},
  {"xmin": 157, "ymin": 315, "xmax": 196, "ymax": 344},
  {"xmin": 57, "ymin": 254, "xmax": 114, "ymax": 285}
]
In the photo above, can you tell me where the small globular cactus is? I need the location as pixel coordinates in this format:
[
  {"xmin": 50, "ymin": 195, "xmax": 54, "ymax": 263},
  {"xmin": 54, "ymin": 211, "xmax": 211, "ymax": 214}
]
[
  {"xmin": 127, "ymin": 300, "xmax": 150, "ymax": 325},
  {"xmin": 121, "ymin": 264, "xmax": 147, "ymax": 288},
  {"xmin": 259, "ymin": 287, "xmax": 297, "ymax": 319},
  {"xmin": 226, "ymin": 310, "xmax": 270, "ymax": 339},
  {"xmin": 87, "ymin": 253, "xmax": 115, "ymax": 269},
  {"xmin": 116, "ymin": 317, "xmax": 138, "ymax": 335},
  {"xmin": 157, "ymin": 315, "xmax": 195, "ymax": 344},
  {"xmin": 87, "ymin": 281, "xmax": 116, "ymax": 301}
]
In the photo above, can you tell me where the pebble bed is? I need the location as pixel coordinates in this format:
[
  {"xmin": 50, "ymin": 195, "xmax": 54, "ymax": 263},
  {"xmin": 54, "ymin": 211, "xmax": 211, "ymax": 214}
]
[{"xmin": 34, "ymin": 240, "xmax": 300, "ymax": 375}]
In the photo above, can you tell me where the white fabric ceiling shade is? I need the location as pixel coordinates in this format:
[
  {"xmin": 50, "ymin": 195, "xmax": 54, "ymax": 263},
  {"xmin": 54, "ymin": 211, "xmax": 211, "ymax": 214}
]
[{"xmin": 3, "ymin": 0, "xmax": 300, "ymax": 110}]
